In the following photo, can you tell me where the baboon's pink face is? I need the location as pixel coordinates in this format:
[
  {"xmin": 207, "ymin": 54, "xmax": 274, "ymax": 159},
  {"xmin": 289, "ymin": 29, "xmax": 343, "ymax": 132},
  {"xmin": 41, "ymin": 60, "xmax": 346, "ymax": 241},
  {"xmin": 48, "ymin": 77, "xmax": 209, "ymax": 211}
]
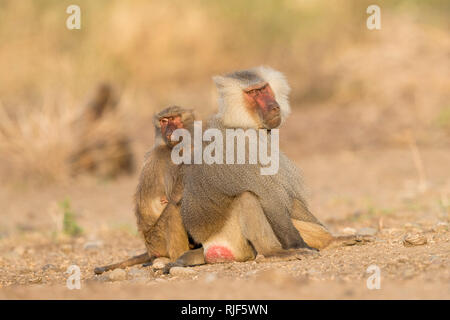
[
  {"xmin": 243, "ymin": 83, "xmax": 281, "ymax": 129},
  {"xmin": 160, "ymin": 115, "xmax": 183, "ymax": 147}
]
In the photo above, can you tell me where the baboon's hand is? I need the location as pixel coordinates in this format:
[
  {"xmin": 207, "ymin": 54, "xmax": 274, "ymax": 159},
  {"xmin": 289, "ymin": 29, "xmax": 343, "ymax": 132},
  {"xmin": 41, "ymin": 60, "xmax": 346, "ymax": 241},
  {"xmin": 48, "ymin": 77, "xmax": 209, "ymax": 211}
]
[
  {"xmin": 160, "ymin": 196, "xmax": 169, "ymax": 205},
  {"xmin": 162, "ymin": 262, "xmax": 179, "ymax": 274}
]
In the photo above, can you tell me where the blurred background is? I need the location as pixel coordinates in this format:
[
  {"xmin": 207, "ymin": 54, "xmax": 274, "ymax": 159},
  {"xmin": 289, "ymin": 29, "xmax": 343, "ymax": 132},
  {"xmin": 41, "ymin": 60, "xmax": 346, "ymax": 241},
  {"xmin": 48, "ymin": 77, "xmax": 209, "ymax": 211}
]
[
  {"xmin": 0, "ymin": 0, "xmax": 448, "ymax": 182},
  {"xmin": 0, "ymin": 0, "xmax": 449, "ymax": 296},
  {"xmin": 0, "ymin": 0, "xmax": 448, "ymax": 251}
]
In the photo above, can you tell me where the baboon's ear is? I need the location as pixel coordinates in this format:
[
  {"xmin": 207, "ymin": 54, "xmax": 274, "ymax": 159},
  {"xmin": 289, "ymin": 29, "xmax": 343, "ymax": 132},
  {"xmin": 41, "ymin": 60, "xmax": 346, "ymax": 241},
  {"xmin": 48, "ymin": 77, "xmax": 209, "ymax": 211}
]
[{"xmin": 212, "ymin": 76, "xmax": 227, "ymax": 89}]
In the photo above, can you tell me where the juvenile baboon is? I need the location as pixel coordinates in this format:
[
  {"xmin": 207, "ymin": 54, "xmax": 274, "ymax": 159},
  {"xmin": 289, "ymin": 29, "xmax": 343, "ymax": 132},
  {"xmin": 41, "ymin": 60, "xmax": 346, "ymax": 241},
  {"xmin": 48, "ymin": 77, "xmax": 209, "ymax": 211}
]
[
  {"xmin": 165, "ymin": 66, "xmax": 364, "ymax": 272},
  {"xmin": 94, "ymin": 106, "xmax": 200, "ymax": 274}
]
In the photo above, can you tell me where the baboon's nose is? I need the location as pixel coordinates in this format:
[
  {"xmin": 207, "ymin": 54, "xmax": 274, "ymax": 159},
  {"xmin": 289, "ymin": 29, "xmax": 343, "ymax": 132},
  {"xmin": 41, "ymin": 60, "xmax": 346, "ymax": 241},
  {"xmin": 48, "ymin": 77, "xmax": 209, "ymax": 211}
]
[{"xmin": 268, "ymin": 102, "xmax": 280, "ymax": 112}]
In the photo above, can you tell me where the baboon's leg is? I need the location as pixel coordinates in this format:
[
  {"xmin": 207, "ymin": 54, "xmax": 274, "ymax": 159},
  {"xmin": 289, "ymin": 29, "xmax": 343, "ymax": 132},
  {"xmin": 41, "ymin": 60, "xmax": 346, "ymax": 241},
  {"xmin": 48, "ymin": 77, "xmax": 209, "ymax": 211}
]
[
  {"xmin": 236, "ymin": 192, "xmax": 316, "ymax": 261},
  {"xmin": 199, "ymin": 193, "xmax": 258, "ymax": 264},
  {"xmin": 163, "ymin": 192, "xmax": 257, "ymax": 273},
  {"xmin": 201, "ymin": 192, "xmax": 313, "ymax": 265},
  {"xmin": 143, "ymin": 221, "xmax": 168, "ymax": 259},
  {"xmin": 164, "ymin": 203, "xmax": 191, "ymax": 260},
  {"xmin": 94, "ymin": 203, "xmax": 190, "ymax": 275},
  {"xmin": 163, "ymin": 193, "xmax": 320, "ymax": 274},
  {"xmin": 237, "ymin": 192, "xmax": 283, "ymax": 255},
  {"xmin": 143, "ymin": 202, "xmax": 190, "ymax": 260},
  {"xmin": 94, "ymin": 253, "xmax": 152, "ymax": 275},
  {"xmin": 94, "ymin": 214, "xmax": 168, "ymax": 275}
]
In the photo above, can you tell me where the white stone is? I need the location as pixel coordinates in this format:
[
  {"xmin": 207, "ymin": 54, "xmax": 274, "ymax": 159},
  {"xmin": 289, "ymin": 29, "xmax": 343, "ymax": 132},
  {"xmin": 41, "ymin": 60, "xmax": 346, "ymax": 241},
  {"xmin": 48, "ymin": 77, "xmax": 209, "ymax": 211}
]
[
  {"xmin": 152, "ymin": 257, "xmax": 171, "ymax": 270},
  {"xmin": 108, "ymin": 268, "xmax": 127, "ymax": 281},
  {"xmin": 342, "ymin": 227, "xmax": 357, "ymax": 235},
  {"xmin": 169, "ymin": 267, "xmax": 196, "ymax": 276}
]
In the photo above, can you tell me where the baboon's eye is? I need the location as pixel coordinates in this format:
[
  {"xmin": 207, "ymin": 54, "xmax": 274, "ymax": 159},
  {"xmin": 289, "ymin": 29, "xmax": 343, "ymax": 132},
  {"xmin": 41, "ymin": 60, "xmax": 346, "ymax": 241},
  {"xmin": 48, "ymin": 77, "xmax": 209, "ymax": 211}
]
[{"xmin": 160, "ymin": 118, "xmax": 169, "ymax": 125}]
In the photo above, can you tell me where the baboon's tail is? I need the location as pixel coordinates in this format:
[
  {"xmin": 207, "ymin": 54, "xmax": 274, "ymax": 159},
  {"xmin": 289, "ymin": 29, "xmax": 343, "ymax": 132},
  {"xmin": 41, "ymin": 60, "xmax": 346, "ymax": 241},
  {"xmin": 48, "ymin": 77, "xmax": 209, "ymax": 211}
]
[{"xmin": 94, "ymin": 252, "xmax": 151, "ymax": 275}]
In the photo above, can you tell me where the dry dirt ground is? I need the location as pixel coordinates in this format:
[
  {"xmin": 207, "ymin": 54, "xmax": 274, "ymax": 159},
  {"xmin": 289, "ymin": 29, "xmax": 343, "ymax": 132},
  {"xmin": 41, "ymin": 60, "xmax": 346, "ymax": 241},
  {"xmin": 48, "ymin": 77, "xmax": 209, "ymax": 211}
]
[{"xmin": 0, "ymin": 107, "xmax": 448, "ymax": 299}]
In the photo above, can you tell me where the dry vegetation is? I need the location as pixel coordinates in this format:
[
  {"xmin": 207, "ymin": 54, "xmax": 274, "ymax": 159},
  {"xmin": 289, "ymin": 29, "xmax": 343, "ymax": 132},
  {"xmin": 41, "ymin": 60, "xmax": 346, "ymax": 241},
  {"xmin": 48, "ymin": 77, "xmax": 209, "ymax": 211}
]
[{"xmin": 0, "ymin": 0, "xmax": 448, "ymax": 299}]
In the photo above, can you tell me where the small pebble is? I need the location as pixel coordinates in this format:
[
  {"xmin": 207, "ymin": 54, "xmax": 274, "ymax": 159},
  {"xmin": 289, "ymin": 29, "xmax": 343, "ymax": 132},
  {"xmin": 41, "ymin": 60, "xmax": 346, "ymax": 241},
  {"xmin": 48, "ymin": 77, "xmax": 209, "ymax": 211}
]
[
  {"xmin": 169, "ymin": 267, "xmax": 196, "ymax": 276},
  {"xmin": 60, "ymin": 244, "xmax": 72, "ymax": 253},
  {"xmin": 93, "ymin": 274, "xmax": 110, "ymax": 282},
  {"xmin": 255, "ymin": 254, "xmax": 265, "ymax": 262},
  {"xmin": 201, "ymin": 273, "xmax": 218, "ymax": 283},
  {"xmin": 358, "ymin": 227, "xmax": 377, "ymax": 236},
  {"xmin": 403, "ymin": 268, "xmax": 415, "ymax": 279},
  {"xmin": 433, "ymin": 222, "xmax": 448, "ymax": 233},
  {"xmin": 13, "ymin": 246, "xmax": 26, "ymax": 256},
  {"xmin": 245, "ymin": 270, "xmax": 258, "ymax": 277},
  {"xmin": 83, "ymin": 240, "xmax": 103, "ymax": 250},
  {"xmin": 108, "ymin": 268, "xmax": 127, "ymax": 281},
  {"xmin": 396, "ymin": 255, "xmax": 409, "ymax": 263},
  {"xmin": 128, "ymin": 267, "xmax": 147, "ymax": 278},
  {"xmin": 29, "ymin": 277, "xmax": 42, "ymax": 284},
  {"xmin": 342, "ymin": 227, "xmax": 357, "ymax": 235},
  {"xmin": 42, "ymin": 264, "xmax": 59, "ymax": 272},
  {"xmin": 403, "ymin": 233, "xmax": 427, "ymax": 247},
  {"xmin": 257, "ymin": 269, "xmax": 296, "ymax": 286},
  {"xmin": 429, "ymin": 255, "xmax": 441, "ymax": 264},
  {"xmin": 152, "ymin": 257, "xmax": 170, "ymax": 270}
]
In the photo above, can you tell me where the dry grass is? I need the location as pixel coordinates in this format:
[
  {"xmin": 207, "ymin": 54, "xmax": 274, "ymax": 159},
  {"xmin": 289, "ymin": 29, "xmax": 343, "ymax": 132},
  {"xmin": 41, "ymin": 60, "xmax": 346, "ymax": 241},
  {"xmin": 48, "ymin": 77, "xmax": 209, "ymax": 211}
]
[
  {"xmin": 0, "ymin": 94, "xmax": 133, "ymax": 183},
  {"xmin": 0, "ymin": 100, "xmax": 76, "ymax": 182}
]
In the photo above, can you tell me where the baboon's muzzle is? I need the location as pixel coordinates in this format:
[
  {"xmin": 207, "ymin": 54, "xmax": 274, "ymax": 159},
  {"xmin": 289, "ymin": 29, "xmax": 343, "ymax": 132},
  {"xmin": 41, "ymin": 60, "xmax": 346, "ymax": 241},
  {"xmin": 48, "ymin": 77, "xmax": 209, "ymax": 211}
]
[
  {"xmin": 165, "ymin": 124, "xmax": 180, "ymax": 146},
  {"xmin": 256, "ymin": 94, "xmax": 281, "ymax": 129}
]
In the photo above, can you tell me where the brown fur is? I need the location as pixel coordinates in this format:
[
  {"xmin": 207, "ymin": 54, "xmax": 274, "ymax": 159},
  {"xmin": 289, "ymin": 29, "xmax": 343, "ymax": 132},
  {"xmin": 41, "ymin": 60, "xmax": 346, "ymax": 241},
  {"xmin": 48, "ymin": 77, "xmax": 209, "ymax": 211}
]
[{"xmin": 94, "ymin": 106, "xmax": 196, "ymax": 274}]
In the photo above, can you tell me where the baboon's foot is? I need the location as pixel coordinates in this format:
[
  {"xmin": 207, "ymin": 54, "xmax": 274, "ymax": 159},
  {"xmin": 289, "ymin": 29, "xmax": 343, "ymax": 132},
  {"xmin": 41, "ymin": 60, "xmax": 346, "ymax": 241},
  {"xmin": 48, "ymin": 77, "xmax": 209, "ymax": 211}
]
[
  {"xmin": 162, "ymin": 262, "xmax": 178, "ymax": 274},
  {"xmin": 162, "ymin": 248, "xmax": 205, "ymax": 274}
]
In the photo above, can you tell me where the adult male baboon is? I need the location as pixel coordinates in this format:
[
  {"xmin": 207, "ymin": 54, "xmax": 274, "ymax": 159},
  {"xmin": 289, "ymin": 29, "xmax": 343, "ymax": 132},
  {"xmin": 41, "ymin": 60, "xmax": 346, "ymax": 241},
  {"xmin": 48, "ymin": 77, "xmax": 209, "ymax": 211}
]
[
  {"xmin": 165, "ymin": 66, "xmax": 364, "ymax": 272},
  {"xmin": 166, "ymin": 67, "xmax": 313, "ymax": 271}
]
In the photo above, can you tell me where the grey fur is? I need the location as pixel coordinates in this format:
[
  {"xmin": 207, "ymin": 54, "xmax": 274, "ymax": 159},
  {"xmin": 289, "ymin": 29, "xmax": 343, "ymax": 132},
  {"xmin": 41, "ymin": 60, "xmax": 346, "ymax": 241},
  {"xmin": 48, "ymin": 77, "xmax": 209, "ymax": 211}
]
[
  {"xmin": 180, "ymin": 67, "xmax": 321, "ymax": 252},
  {"xmin": 181, "ymin": 117, "xmax": 310, "ymax": 249}
]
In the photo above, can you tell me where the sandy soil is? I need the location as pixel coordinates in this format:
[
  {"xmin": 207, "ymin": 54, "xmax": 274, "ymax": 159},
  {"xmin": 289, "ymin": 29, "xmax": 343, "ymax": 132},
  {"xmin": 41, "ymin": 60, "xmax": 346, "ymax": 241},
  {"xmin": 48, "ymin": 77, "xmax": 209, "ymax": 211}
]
[{"xmin": 0, "ymin": 107, "xmax": 448, "ymax": 299}]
